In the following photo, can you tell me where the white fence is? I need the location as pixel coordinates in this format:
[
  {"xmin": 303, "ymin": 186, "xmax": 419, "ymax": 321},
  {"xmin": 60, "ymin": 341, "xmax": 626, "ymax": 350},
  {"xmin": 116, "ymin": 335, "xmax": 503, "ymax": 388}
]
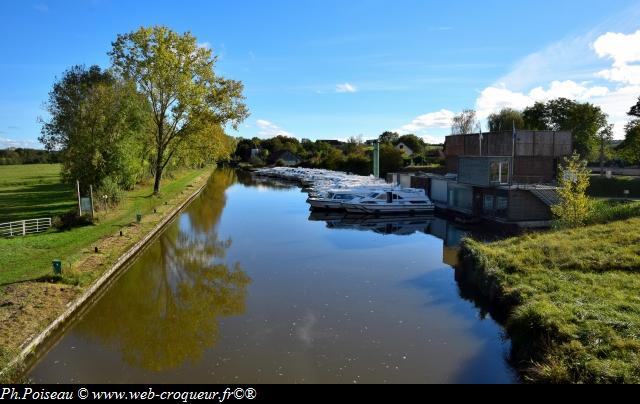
[{"xmin": 0, "ymin": 218, "xmax": 52, "ymax": 238}]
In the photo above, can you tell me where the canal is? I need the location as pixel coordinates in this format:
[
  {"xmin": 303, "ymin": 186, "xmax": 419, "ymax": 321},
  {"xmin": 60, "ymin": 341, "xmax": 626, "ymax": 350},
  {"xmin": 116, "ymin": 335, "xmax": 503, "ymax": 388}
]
[{"xmin": 28, "ymin": 169, "xmax": 516, "ymax": 383}]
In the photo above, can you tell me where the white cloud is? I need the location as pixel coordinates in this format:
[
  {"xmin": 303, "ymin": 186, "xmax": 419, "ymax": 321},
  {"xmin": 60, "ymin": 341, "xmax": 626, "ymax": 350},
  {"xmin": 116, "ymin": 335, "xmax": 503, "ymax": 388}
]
[
  {"xmin": 593, "ymin": 30, "xmax": 640, "ymax": 85},
  {"xmin": 335, "ymin": 83, "xmax": 357, "ymax": 93},
  {"xmin": 197, "ymin": 42, "xmax": 211, "ymax": 50},
  {"xmin": 396, "ymin": 109, "xmax": 455, "ymax": 134},
  {"xmin": 255, "ymin": 119, "xmax": 294, "ymax": 138},
  {"xmin": 0, "ymin": 137, "xmax": 38, "ymax": 148}
]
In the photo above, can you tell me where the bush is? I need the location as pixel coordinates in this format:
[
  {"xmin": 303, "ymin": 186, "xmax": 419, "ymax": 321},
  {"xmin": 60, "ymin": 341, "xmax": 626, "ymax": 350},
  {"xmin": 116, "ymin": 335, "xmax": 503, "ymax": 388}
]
[
  {"xmin": 274, "ymin": 159, "xmax": 286, "ymax": 167},
  {"xmin": 53, "ymin": 209, "xmax": 93, "ymax": 230},
  {"xmin": 249, "ymin": 156, "xmax": 265, "ymax": 167},
  {"xmin": 95, "ymin": 177, "xmax": 123, "ymax": 210}
]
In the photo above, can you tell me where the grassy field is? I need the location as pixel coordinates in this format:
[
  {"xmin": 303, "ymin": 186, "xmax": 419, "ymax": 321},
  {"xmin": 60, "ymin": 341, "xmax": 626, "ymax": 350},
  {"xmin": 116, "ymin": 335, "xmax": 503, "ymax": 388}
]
[
  {"xmin": 588, "ymin": 175, "xmax": 640, "ymax": 198},
  {"xmin": 459, "ymin": 208, "xmax": 640, "ymax": 383},
  {"xmin": 0, "ymin": 167, "xmax": 211, "ymax": 286},
  {"xmin": 0, "ymin": 164, "xmax": 75, "ymax": 223},
  {"xmin": 1, "ymin": 166, "xmax": 213, "ymax": 380}
]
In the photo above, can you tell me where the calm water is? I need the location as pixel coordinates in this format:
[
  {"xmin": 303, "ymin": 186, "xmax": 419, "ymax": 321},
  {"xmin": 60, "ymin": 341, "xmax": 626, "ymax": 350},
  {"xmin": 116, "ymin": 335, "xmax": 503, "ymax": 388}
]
[{"xmin": 28, "ymin": 169, "xmax": 515, "ymax": 383}]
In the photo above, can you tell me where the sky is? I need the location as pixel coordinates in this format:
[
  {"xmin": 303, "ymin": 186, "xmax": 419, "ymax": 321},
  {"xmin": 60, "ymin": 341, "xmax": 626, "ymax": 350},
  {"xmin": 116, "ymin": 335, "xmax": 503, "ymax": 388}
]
[{"xmin": 1, "ymin": 0, "xmax": 640, "ymax": 149}]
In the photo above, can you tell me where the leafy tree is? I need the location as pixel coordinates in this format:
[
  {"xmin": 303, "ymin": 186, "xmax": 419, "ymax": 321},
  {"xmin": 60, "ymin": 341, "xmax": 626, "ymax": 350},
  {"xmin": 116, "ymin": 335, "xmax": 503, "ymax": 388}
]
[
  {"xmin": 379, "ymin": 143, "xmax": 403, "ymax": 176},
  {"xmin": 378, "ymin": 131, "xmax": 399, "ymax": 144},
  {"xmin": 487, "ymin": 108, "xmax": 524, "ymax": 132},
  {"xmin": 451, "ymin": 109, "xmax": 478, "ymax": 135},
  {"xmin": 39, "ymin": 65, "xmax": 150, "ymax": 192},
  {"xmin": 522, "ymin": 102, "xmax": 549, "ymax": 130},
  {"xmin": 628, "ymin": 96, "xmax": 640, "ymax": 118},
  {"xmin": 396, "ymin": 134, "xmax": 424, "ymax": 155},
  {"xmin": 344, "ymin": 135, "xmax": 364, "ymax": 155},
  {"xmin": 597, "ymin": 124, "xmax": 614, "ymax": 175},
  {"xmin": 110, "ymin": 26, "xmax": 249, "ymax": 194},
  {"xmin": 551, "ymin": 153, "xmax": 593, "ymax": 228},
  {"xmin": 618, "ymin": 120, "xmax": 640, "ymax": 164}
]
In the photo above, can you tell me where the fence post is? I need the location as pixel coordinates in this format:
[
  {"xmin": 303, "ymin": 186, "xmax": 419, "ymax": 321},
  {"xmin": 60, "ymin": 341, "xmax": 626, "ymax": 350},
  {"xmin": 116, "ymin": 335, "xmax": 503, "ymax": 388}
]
[
  {"xmin": 23, "ymin": 220, "xmax": 26, "ymax": 236},
  {"xmin": 36, "ymin": 219, "xmax": 39, "ymax": 233},
  {"xmin": 10, "ymin": 221, "xmax": 13, "ymax": 237}
]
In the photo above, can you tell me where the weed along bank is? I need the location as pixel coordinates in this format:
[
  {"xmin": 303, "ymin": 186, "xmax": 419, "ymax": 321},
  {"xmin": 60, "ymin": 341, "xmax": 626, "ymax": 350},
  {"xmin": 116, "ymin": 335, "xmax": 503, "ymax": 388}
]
[{"xmin": 389, "ymin": 130, "xmax": 573, "ymax": 227}]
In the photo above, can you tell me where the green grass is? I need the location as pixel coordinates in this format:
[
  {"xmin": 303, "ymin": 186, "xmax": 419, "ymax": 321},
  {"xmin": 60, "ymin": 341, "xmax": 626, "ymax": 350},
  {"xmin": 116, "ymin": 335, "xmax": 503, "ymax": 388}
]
[
  {"xmin": 588, "ymin": 175, "xmax": 640, "ymax": 198},
  {"xmin": 460, "ymin": 216, "xmax": 640, "ymax": 383},
  {"xmin": 0, "ymin": 167, "xmax": 210, "ymax": 286},
  {"xmin": 0, "ymin": 164, "xmax": 76, "ymax": 223}
]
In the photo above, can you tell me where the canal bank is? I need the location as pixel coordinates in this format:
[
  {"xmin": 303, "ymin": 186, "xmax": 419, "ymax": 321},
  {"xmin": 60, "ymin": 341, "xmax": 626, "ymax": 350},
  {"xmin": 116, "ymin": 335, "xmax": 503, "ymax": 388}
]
[
  {"xmin": 457, "ymin": 216, "xmax": 640, "ymax": 383},
  {"xmin": 0, "ymin": 167, "xmax": 214, "ymax": 382}
]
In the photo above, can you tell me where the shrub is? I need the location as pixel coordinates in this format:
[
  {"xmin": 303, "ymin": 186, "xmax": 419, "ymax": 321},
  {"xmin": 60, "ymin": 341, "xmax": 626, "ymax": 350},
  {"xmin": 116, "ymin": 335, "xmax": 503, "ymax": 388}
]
[{"xmin": 96, "ymin": 177, "xmax": 123, "ymax": 210}]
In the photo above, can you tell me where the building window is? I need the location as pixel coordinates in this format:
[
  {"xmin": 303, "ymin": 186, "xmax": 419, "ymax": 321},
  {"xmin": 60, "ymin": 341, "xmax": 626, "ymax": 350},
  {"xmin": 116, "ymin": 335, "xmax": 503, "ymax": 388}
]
[
  {"xmin": 490, "ymin": 160, "xmax": 510, "ymax": 184},
  {"xmin": 483, "ymin": 195, "xmax": 494, "ymax": 212}
]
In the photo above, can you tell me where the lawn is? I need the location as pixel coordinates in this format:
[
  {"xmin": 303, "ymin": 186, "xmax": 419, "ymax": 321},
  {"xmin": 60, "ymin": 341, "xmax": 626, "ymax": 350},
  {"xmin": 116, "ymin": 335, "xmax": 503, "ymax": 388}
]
[
  {"xmin": 460, "ymin": 213, "xmax": 640, "ymax": 383},
  {"xmin": 0, "ymin": 164, "xmax": 75, "ymax": 223},
  {"xmin": 0, "ymin": 167, "xmax": 211, "ymax": 286}
]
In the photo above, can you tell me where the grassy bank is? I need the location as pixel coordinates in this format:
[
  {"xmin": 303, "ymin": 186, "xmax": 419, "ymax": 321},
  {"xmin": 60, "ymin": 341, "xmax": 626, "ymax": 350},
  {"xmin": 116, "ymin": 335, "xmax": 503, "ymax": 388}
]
[
  {"xmin": 0, "ymin": 166, "xmax": 213, "ymax": 380},
  {"xmin": 0, "ymin": 164, "xmax": 75, "ymax": 223},
  {"xmin": 459, "ymin": 211, "xmax": 640, "ymax": 383}
]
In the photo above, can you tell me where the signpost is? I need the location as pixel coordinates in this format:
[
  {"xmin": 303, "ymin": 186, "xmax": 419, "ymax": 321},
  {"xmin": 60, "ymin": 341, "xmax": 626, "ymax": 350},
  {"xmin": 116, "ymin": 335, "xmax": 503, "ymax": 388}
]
[{"xmin": 373, "ymin": 141, "xmax": 380, "ymax": 178}]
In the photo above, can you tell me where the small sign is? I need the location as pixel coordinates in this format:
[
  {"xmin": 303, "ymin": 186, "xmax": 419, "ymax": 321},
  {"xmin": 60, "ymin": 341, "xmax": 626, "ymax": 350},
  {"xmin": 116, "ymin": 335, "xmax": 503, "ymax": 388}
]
[{"xmin": 80, "ymin": 197, "xmax": 92, "ymax": 214}]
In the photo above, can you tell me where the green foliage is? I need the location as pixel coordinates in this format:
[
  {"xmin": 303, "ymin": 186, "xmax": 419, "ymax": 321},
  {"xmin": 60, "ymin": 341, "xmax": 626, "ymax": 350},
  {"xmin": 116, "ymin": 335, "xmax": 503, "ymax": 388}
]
[
  {"xmin": 588, "ymin": 199, "xmax": 640, "ymax": 224},
  {"xmin": 396, "ymin": 134, "xmax": 424, "ymax": 155},
  {"xmin": 0, "ymin": 148, "xmax": 61, "ymax": 165},
  {"xmin": 552, "ymin": 153, "xmax": 593, "ymax": 228},
  {"xmin": 110, "ymin": 26, "xmax": 249, "ymax": 193},
  {"xmin": 95, "ymin": 176, "xmax": 123, "ymax": 209},
  {"xmin": 628, "ymin": 96, "xmax": 640, "ymax": 118},
  {"xmin": 39, "ymin": 65, "xmax": 151, "ymax": 193},
  {"xmin": 378, "ymin": 131, "xmax": 399, "ymax": 144},
  {"xmin": 379, "ymin": 143, "xmax": 403, "ymax": 176},
  {"xmin": 617, "ymin": 120, "xmax": 640, "ymax": 164},
  {"xmin": 487, "ymin": 108, "xmax": 524, "ymax": 132}
]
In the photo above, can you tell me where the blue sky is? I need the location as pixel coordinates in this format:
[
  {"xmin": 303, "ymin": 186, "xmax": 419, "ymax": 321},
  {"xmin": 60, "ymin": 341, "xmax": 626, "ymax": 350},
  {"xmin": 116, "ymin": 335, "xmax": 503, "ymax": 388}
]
[{"xmin": 1, "ymin": 0, "xmax": 640, "ymax": 148}]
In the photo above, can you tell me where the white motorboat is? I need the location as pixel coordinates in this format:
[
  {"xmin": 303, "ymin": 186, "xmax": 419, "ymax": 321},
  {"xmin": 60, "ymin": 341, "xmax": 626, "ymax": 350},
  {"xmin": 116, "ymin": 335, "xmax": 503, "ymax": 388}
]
[{"xmin": 341, "ymin": 189, "xmax": 435, "ymax": 214}]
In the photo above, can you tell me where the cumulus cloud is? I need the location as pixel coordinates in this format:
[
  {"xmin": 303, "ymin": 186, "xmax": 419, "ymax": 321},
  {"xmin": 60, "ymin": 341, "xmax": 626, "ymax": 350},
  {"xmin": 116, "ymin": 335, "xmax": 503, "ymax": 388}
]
[
  {"xmin": 396, "ymin": 109, "xmax": 455, "ymax": 134},
  {"xmin": 255, "ymin": 119, "xmax": 294, "ymax": 138},
  {"xmin": 335, "ymin": 83, "xmax": 357, "ymax": 93},
  {"xmin": 593, "ymin": 30, "xmax": 640, "ymax": 85}
]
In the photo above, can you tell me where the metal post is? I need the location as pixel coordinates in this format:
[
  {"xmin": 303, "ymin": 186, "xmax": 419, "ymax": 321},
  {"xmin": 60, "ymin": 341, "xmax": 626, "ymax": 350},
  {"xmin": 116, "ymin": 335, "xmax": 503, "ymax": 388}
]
[
  {"xmin": 373, "ymin": 141, "xmax": 380, "ymax": 178},
  {"xmin": 77, "ymin": 180, "xmax": 82, "ymax": 216},
  {"xmin": 89, "ymin": 185, "xmax": 95, "ymax": 219},
  {"xmin": 22, "ymin": 220, "xmax": 26, "ymax": 236}
]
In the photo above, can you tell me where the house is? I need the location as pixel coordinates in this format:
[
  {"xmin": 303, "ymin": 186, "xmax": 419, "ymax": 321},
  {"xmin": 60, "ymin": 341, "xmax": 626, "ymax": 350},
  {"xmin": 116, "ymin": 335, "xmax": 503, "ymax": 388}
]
[
  {"xmin": 395, "ymin": 142, "xmax": 414, "ymax": 156},
  {"xmin": 268, "ymin": 150, "xmax": 301, "ymax": 166},
  {"xmin": 390, "ymin": 130, "xmax": 573, "ymax": 227}
]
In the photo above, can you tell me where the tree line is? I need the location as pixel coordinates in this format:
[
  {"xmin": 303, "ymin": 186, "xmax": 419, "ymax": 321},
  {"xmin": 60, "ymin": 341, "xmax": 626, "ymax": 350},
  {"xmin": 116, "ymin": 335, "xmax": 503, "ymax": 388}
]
[
  {"xmin": 234, "ymin": 133, "xmax": 444, "ymax": 176},
  {"xmin": 0, "ymin": 148, "xmax": 61, "ymax": 165},
  {"xmin": 39, "ymin": 26, "xmax": 248, "ymax": 201}
]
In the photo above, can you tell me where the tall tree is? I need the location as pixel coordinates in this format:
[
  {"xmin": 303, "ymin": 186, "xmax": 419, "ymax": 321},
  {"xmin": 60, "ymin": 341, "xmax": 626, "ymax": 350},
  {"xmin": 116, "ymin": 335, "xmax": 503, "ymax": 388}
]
[
  {"xmin": 39, "ymin": 65, "xmax": 149, "ymax": 191},
  {"xmin": 109, "ymin": 26, "xmax": 249, "ymax": 194},
  {"xmin": 378, "ymin": 131, "xmax": 400, "ymax": 144},
  {"xmin": 522, "ymin": 102, "xmax": 550, "ymax": 130},
  {"xmin": 451, "ymin": 109, "xmax": 478, "ymax": 135},
  {"xmin": 628, "ymin": 96, "xmax": 640, "ymax": 118},
  {"xmin": 397, "ymin": 134, "xmax": 424, "ymax": 155},
  {"xmin": 618, "ymin": 120, "xmax": 640, "ymax": 165},
  {"xmin": 597, "ymin": 124, "xmax": 614, "ymax": 176},
  {"xmin": 487, "ymin": 108, "xmax": 524, "ymax": 132}
]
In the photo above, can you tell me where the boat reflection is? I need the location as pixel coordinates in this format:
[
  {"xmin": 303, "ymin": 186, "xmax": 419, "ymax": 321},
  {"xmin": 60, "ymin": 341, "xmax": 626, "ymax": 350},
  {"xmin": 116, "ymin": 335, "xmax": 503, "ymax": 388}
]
[{"xmin": 309, "ymin": 212, "xmax": 469, "ymax": 266}]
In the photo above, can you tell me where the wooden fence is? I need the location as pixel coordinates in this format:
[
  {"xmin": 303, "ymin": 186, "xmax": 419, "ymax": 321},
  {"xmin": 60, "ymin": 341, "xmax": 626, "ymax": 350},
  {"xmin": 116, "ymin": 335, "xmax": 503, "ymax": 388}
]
[{"xmin": 0, "ymin": 218, "xmax": 52, "ymax": 238}]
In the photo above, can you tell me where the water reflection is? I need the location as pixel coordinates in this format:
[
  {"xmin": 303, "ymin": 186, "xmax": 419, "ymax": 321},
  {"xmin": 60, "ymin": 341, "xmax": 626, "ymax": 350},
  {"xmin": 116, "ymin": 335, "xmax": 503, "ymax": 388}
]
[
  {"xmin": 74, "ymin": 170, "xmax": 250, "ymax": 371},
  {"xmin": 309, "ymin": 212, "xmax": 468, "ymax": 266}
]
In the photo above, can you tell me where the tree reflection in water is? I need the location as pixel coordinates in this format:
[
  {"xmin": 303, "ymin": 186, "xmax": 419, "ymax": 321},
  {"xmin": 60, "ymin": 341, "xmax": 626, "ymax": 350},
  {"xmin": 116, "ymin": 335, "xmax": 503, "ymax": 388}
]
[{"xmin": 76, "ymin": 169, "xmax": 250, "ymax": 371}]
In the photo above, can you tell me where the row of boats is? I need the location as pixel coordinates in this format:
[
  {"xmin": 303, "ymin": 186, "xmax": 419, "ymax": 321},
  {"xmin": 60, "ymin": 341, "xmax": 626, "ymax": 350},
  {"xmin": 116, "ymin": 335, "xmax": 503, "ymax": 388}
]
[{"xmin": 254, "ymin": 167, "xmax": 435, "ymax": 214}]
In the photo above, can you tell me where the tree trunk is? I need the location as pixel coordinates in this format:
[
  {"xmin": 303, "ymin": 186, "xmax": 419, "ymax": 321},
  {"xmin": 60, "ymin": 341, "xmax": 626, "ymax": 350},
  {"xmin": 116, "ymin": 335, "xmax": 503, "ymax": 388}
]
[{"xmin": 154, "ymin": 143, "xmax": 164, "ymax": 195}]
